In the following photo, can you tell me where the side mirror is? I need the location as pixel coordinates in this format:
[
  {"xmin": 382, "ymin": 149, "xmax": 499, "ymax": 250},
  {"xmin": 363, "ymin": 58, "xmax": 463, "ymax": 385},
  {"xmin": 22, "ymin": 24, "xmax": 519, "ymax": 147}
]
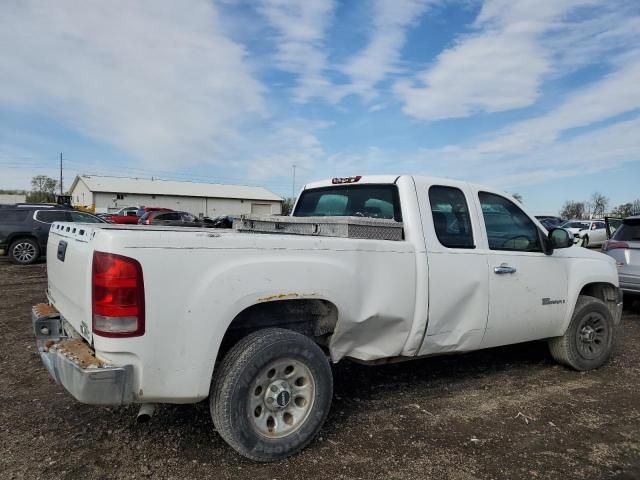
[{"xmin": 549, "ymin": 228, "xmax": 573, "ymax": 250}]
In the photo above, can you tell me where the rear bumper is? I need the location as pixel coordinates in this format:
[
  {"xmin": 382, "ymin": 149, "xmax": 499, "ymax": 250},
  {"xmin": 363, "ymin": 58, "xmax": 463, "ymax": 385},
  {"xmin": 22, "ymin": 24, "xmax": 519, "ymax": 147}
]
[
  {"xmin": 619, "ymin": 273, "xmax": 640, "ymax": 295},
  {"xmin": 32, "ymin": 304, "xmax": 134, "ymax": 405}
]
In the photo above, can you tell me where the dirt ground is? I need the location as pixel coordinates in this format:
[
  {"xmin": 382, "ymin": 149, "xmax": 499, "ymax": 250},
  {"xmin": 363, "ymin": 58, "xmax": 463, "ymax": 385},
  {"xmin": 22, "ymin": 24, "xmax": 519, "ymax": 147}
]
[{"xmin": 1, "ymin": 258, "xmax": 640, "ymax": 480}]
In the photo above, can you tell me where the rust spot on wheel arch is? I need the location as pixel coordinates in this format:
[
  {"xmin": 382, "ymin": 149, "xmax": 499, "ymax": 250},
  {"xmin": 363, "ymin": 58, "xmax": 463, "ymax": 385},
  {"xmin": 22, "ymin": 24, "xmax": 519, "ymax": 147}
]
[{"xmin": 257, "ymin": 292, "xmax": 319, "ymax": 302}]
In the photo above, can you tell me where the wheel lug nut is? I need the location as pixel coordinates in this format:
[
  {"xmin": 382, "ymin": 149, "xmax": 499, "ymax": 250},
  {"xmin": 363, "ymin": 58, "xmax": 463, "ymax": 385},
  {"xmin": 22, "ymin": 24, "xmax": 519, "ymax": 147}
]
[{"xmin": 271, "ymin": 385, "xmax": 278, "ymax": 393}]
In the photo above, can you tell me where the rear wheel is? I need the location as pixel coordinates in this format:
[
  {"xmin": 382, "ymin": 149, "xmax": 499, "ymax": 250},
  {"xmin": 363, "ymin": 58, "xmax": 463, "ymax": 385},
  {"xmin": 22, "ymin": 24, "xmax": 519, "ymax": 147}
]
[
  {"xmin": 548, "ymin": 295, "xmax": 614, "ymax": 370},
  {"xmin": 8, "ymin": 238, "xmax": 40, "ymax": 265},
  {"xmin": 210, "ymin": 328, "xmax": 333, "ymax": 461}
]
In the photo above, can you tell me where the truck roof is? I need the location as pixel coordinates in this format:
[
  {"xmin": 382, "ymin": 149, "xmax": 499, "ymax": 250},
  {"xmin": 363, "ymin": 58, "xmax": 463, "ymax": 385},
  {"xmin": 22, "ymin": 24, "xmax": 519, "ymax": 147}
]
[{"xmin": 303, "ymin": 175, "xmax": 477, "ymax": 191}]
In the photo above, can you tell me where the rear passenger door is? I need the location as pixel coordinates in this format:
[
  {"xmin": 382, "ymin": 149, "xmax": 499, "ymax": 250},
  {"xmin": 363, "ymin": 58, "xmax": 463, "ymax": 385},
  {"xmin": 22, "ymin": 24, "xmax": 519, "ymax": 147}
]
[
  {"xmin": 418, "ymin": 183, "xmax": 489, "ymax": 355},
  {"xmin": 474, "ymin": 191, "xmax": 569, "ymax": 348}
]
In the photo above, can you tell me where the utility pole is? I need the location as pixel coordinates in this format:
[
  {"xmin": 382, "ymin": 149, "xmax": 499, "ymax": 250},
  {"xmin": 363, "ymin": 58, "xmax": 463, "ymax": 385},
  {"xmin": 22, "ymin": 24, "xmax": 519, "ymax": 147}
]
[
  {"xmin": 59, "ymin": 152, "xmax": 63, "ymax": 195},
  {"xmin": 292, "ymin": 164, "xmax": 297, "ymax": 199}
]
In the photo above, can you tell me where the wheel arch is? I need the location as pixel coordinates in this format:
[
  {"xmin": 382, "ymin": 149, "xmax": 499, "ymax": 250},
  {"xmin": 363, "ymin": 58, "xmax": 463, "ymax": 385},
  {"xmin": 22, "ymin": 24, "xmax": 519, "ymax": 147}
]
[
  {"xmin": 6, "ymin": 234, "xmax": 40, "ymax": 257},
  {"xmin": 577, "ymin": 282, "xmax": 619, "ymax": 320},
  {"xmin": 214, "ymin": 298, "xmax": 339, "ymax": 367}
]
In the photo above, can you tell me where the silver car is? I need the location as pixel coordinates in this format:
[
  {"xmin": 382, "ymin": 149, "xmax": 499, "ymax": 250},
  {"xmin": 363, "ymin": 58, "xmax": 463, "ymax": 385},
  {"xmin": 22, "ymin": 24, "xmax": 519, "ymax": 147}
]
[{"xmin": 603, "ymin": 216, "xmax": 640, "ymax": 296}]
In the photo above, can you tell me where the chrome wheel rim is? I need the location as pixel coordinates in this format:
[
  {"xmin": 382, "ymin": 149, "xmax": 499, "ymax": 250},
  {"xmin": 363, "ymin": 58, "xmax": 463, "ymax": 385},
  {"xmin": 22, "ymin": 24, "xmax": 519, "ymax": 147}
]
[
  {"xmin": 576, "ymin": 312, "xmax": 608, "ymax": 360},
  {"xmin": 13, "ymin": 242, "xmax": 36, "ymax": 263},
  {"xmin": 248, "ymin": 358, "xmax": 315, "ymax": 439}
]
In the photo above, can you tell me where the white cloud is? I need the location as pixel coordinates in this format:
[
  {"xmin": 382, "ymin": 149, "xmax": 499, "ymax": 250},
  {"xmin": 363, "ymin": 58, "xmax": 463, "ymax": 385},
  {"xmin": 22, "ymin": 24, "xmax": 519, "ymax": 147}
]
[
  {"xmin": 340, "ymin": 0, "xmax": 432, "ymax": 100},
  {"xmin": 256, "ymin": 0, "xmax": 337, "ymax": 102},
  {"xmin": 0, "ymin": 0, "xmax": 265, "ymax": 167},
  {"xmin": 394, "ymin": 0, "xmax": 603, "ymax": 120}
]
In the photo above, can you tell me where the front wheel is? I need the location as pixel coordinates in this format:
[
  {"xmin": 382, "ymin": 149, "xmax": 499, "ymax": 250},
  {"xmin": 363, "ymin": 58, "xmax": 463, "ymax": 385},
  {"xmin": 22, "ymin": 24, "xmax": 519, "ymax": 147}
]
[
  {"xmin": 548, "ymin": 295, "xmax": 614, "ymax": 371},
  {"xmin": 210, "ymin": 328, "xmax": 333, "ymax": 461}
]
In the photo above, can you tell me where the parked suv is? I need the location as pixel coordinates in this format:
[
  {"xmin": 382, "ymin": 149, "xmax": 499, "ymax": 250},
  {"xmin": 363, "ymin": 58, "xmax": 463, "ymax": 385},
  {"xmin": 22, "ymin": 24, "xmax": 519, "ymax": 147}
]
[{"xmin": 0, "ymin": 208, "xmax": 105, "ymax": 264}]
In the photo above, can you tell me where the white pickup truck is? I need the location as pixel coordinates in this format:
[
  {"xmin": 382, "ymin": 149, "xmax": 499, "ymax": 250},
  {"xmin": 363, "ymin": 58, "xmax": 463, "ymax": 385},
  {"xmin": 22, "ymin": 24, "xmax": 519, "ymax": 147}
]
[{"xmin": 33, "ymin": 175, "xmax": 623, "ymax": 461}]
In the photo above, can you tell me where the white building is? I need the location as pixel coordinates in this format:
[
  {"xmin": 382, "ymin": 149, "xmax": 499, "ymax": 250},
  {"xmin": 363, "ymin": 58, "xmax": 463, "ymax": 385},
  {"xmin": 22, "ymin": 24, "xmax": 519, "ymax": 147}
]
[
  {"xmin": 0, "ymin": 194, "xmax": 27, "ymax": 204},
  {"xmin": 69, "ymin": 175, "xmax": 283, "ymax": 216}
]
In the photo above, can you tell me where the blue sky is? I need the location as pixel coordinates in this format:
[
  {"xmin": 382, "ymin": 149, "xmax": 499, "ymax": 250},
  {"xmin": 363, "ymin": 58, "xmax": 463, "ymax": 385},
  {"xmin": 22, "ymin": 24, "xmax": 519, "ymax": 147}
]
[{"xmin": 1, "ymin": 0, "xmax": 639, "ymax": 214}]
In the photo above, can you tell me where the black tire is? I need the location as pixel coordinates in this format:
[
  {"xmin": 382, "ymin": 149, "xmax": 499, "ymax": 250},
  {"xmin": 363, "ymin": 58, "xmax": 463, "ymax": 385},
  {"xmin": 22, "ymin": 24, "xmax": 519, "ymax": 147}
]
[
  {"xmin": 210, "ymin": 328, "xmax": 333, "ymax": 462},
  {"xmin": 548, "ymin": 295, "xmax": 614, "ymax": 370},
  {"xmin": 8, "ymin": 238, "xmax": 40, "ymax": 265},
  {"xmin": 581, "ymin": 235, "xmax": 589, "ymax": 248}
]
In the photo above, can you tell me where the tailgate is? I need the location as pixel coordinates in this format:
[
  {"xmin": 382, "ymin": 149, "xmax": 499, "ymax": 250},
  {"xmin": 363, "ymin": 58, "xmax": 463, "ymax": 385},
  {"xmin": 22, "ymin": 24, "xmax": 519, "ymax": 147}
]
[{"xmin": 46, "ymin": 222, "xmax": 96, "ymax": 342}]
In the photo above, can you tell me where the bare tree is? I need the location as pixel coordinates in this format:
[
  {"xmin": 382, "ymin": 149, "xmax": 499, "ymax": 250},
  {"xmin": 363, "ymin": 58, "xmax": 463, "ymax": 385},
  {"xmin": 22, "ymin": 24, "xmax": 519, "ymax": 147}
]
[
  {"xmin": 559, "ymin": 201, "xmax": 586, "ymax": 220},
  {"xmin": 588, "ymin": 192, "xmax": 609, "ymax": 218},
  {"xmin": 633, "ymin": 199, "xmax": 640, "ymax": 215},
  {"xmin": 611, "ymin": 203, "xmax": 634, "ymax": 218},
  {"xmin": 27, "ymin": 175, "xmax": 58, "ymax": 203}
]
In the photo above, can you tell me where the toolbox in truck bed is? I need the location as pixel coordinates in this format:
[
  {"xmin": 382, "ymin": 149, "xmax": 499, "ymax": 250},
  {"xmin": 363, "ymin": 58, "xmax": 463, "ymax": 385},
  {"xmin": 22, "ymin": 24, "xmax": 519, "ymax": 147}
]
[{"xmin": 233, "ymin": 215, "xmax": 404, "ymax": 241}]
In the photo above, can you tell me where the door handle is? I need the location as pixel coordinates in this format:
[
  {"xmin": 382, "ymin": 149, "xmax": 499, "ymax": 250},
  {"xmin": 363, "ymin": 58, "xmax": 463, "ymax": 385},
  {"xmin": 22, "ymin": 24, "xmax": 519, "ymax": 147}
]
[{"xmin": 494, "ymin": 264, "xmax": 516, "ymax": 274}]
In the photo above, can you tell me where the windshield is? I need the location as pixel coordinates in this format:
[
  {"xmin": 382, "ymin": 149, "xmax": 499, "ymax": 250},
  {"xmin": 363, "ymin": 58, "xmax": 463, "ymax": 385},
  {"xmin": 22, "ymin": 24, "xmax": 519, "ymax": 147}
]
[
  {"xmin": 293, "ymin": 184, "xmax": 401, "ymax": 221},
  {"xmin": 562, "ymin": 221, "xmax": 590, "ymax": 229}
]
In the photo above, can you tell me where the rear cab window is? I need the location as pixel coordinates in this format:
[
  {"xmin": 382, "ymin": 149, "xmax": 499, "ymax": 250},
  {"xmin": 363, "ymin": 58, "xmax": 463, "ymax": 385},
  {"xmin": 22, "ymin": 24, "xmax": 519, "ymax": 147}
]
[{"xmin": 293, "ymin": 184, "xmax": 402, "ymax": 221}]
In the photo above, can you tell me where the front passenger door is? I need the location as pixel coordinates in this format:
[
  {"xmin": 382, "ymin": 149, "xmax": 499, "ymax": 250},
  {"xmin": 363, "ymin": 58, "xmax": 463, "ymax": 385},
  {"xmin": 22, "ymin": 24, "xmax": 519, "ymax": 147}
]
[{"xmin": 476, "ymin": 192, "xmax": 569, "ymax": 348}]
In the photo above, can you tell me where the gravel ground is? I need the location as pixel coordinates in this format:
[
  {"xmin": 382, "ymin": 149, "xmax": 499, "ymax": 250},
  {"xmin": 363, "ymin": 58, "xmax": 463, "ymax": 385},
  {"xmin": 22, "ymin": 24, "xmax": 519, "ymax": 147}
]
[{"xmin": 1, "ymin": 257, "xmax": 640, "ymax": 480}]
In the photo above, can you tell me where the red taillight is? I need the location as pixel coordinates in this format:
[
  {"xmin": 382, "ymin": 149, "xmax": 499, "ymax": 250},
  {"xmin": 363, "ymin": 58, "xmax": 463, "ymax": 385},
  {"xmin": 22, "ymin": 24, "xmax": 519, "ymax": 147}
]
[
  {"xmin": 92, "ymin": 251, "xmax": 145, "ymax": 337},
  {"xmin": 602, "ymin": 240, "xmax": 629, "ymax": 252}
]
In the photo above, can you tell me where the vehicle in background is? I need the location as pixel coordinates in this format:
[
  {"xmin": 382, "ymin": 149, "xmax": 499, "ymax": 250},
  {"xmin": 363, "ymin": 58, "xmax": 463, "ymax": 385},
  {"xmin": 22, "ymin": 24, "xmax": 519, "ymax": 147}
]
[
  {"xmin": 105, "ymin": 207, "xmax": 172, "ymax": 224},
  {"xmin": 208, "ymin": 215, "xmax": 239, "ymax": 228},
  {"xmin": 138, "ymin": 210, "xmax": 211, "ymax": 227},
  {"xmin": 0, "ymin": 208, "xmax": 106, "ymax": 264},
  {"xmin": 602, "ymin": 216, "xmax": 640, "ymax": 297},
  {"xmin": 535, "ymin": 216, "xmax": 565, "ymax": 230},
  {"xmin": 561, "ymin": 219, "xmax": 607, "ymax": 247},
  {"xmin": 36, "ymin": 174, "xmax": 622, "ymax": 461}
]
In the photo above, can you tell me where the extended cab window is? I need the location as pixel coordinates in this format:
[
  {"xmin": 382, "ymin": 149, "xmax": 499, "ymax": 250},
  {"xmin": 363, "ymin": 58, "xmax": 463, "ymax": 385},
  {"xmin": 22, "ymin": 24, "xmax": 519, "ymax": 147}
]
[
  {"xmin": 479, "ymin": 192, "xmax": 541, "ymax": 252},
  {"xmin": 294, "ymin": 184, "xmax": 401, "ymax": 221},
  {"xmin": 428, "ymin": 186, "xmax": 474, "ymax": 248},
  {"xmin": 35, "ymin": 211, "xmax": 69, "ymax": 224}
]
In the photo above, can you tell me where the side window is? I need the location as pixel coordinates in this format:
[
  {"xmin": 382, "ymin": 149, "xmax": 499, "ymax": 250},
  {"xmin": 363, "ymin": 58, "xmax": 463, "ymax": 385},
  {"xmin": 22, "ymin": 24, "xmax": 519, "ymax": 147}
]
[
  {"xmin": 0, "ymin": 210, "xmax": 30, "ymax": 223},
  {"xmin": 157, "ymin": 212, "xmax": 180, "ymax": 221},
  {"xmin": 35, "ymin": 211, "xmax": 70, "ymax": 224},
  {"xmin": 428, "ymin": 186, "xmax": 474, "ymax": 248},
  {"xmin": 69, "ymin": 212, "xmax": 103, "ymax": 223},
  {"xmin": 479, "ymin": 192, "xmax": 541, "ymax": 252}
]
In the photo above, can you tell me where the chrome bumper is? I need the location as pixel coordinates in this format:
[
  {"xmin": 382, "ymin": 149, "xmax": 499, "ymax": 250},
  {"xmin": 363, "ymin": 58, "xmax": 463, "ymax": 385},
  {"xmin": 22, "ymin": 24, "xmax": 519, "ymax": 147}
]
[{"xmin": 32, "ymin": 305, "xmax": 134, "ymax": 405}]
